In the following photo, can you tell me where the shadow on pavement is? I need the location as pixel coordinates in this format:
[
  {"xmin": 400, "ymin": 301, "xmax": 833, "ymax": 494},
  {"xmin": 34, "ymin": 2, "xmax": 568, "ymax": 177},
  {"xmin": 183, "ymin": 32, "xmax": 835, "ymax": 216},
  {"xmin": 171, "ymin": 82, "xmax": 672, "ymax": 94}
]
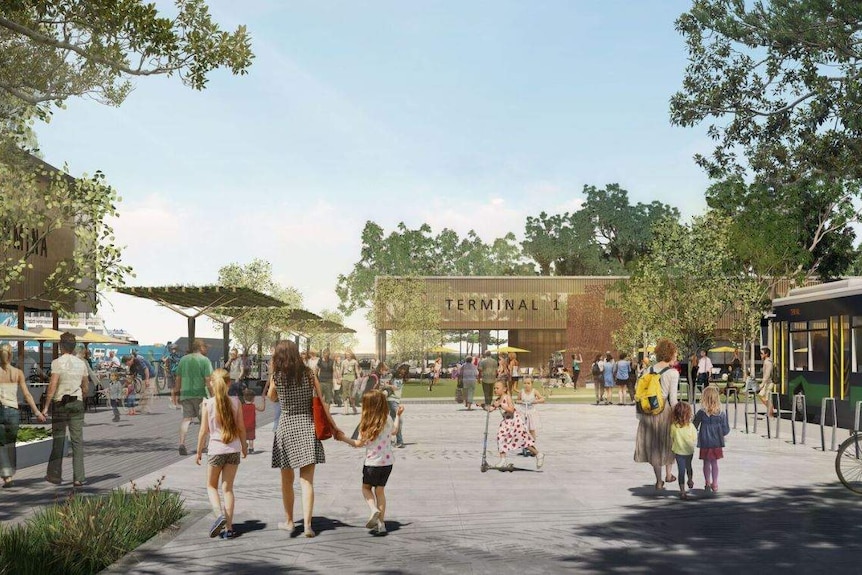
[{"xmin": 564, "ymin": 483, "xmax": 862, "ymax": 573}]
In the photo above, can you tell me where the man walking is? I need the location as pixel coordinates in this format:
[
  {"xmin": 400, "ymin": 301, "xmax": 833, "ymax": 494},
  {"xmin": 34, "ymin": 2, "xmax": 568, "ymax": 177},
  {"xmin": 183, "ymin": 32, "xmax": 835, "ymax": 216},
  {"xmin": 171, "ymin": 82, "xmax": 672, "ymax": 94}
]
[
  {"xmin": 317, "ymin": 350, "xmax": 335, "ymax": 411},
  {"xmin": 478, "ymin": 350, "xmax": 498, "ymax": 408},
  {"xmin": 696, "ymin": 350, "xmax": 713, "ymax": 391},
  {"xmin": 758, "ymin": 347, "xmax": 774, "ymax": 417},
  {"xmin": 175, "ymin": 339, "xmax": 213, "ymax": 456}
]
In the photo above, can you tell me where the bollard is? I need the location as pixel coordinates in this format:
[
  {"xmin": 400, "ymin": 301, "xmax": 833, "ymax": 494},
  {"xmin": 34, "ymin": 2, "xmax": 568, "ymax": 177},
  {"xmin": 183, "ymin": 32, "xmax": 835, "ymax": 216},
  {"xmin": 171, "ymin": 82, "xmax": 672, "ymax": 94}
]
[
  {"xmin": 727, "ymin": 387, "xmax": 739, "ymax": 429},
  {"xmin": 820, "ymin": 397, "xmax": 838, "ymax": 452},
  {"xmin": 854, "ymin": 401, "xmax": 862, "ymax": 433},
  {"xmin": 771, "ymin": 391, "xmax": 783, "ymax": 439},
  {"xmin": 790, "ymin": 394, "xmax": 807, "ymax": 445},
  {"xmin": 744, "ymin": 391, "xmax": 756, "ymax": 434}
]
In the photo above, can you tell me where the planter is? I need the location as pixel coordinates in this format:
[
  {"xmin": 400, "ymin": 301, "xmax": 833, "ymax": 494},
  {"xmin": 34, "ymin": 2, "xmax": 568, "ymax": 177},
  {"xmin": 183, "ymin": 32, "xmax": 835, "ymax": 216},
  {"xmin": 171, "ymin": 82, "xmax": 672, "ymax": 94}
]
[{"xmin": 16, "ymin": 437, "xmax": 71, "ymax": 469}]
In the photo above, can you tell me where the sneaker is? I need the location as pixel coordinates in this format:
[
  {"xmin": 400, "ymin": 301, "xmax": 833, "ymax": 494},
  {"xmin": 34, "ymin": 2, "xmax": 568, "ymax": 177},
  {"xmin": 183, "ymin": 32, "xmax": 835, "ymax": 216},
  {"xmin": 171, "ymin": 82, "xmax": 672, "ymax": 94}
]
[
  {"xmin": 365, "ymin": 509, "xmax": 380, "ymax": 529},
  {"xmin": 220, "ymin": 529, "xmax": 236, "ymax": 539},
  {"xmin": 209, "ymin": 514, "xmax": 226, "ymax": 538},
  {"xmin": 375, "ymin": 521, "xmax": 387, "ymax": 534},
  {"xmin": 178, "ymin": 445, "xmax": 188, "ymax": 456},
  {"xmin": 536, "ymin": 453, "xmax": 545, "ymax": 469}
]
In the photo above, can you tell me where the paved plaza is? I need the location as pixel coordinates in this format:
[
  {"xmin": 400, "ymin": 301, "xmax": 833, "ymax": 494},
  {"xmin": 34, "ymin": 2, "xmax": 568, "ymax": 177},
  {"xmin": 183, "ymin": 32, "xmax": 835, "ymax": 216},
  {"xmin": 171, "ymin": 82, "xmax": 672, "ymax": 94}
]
[{"xmin": 106, "ymin": 401, "xmax": 862, "ymax": 574}]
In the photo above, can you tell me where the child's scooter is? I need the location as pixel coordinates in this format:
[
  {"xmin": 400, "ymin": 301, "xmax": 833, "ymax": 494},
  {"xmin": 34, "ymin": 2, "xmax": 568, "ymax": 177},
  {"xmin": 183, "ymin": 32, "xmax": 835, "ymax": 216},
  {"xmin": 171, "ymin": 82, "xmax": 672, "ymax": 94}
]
[{"xmin": 480, "ymin": 406, "xmax": 516, "ymax": 472}]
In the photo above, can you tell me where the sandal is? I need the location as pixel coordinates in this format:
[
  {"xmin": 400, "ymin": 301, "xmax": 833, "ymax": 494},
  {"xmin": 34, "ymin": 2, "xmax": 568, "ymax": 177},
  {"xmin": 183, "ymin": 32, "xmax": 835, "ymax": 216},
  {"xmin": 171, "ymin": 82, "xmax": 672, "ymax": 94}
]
[
  {"xmin": 655, "ymin": 481, "xmax": 665, "ymax": 490},
  {"xmin": 2, "ymin": 479, "xmax": 12, "ymax": 489},
  {"xmin": 665, "ymin": 475, "xmax": 677, "ymax": 483}
]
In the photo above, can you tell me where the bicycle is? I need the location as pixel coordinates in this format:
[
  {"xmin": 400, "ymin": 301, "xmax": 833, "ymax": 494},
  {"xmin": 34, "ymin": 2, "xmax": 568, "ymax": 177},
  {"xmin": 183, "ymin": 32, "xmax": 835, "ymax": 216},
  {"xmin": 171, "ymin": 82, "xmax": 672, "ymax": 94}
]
[
  {"xmin": 835, "ymin": 431, "xmax": 862, "ymax": 494},
  {"xmin": 154, "ymin": 360, "xmax": 167, "ymax": 392}
]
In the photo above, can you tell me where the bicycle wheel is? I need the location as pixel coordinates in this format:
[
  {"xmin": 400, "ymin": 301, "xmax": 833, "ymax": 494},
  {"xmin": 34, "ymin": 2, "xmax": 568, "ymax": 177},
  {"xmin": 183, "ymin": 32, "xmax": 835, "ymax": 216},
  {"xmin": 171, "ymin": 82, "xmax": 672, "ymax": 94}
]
[
  {"xmin": 133, "ymin": 377, "xmax": 143, "ymax": 395},
  {"xmin": 835, "ymin": 434, "xmax": 862, "ymax": 494},
  {"xmin": 155, "ymin": 366, "xmax": 166, "ymax": 391}
]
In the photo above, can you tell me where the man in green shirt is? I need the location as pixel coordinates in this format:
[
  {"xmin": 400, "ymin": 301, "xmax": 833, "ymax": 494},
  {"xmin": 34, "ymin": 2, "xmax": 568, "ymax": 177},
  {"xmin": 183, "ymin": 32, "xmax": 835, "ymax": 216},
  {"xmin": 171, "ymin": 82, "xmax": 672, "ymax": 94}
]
[
  {"xmin": 175, "ymin": 339, "xmax": 213, "ymax": 455},
  {"xmin": 478, "ymin": 350, "xmax": 499, "ymax": 408}
]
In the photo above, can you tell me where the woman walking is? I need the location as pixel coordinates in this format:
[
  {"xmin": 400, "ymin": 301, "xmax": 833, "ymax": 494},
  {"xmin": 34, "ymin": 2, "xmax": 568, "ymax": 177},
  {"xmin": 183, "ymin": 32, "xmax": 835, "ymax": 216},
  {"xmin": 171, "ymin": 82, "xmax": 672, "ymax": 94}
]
[
  {"xmin": 633, "ymin": 338, "xmax": 679, "ymax": 490},
  {"xmin": 0, "ymin": 344, "xmax": 46, "ymax": 488},
  {"xmin": 268, "ymin": 340, "xmax": 342, "ymax": 537}
]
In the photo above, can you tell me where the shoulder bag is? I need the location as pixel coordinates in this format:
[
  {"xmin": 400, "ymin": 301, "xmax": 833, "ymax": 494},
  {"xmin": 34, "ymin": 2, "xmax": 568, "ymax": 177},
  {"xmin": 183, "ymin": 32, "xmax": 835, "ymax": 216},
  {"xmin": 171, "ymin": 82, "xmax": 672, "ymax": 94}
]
[{"xmin": 310, "ymin": 372, "xmax": 333, "ymax": 440}]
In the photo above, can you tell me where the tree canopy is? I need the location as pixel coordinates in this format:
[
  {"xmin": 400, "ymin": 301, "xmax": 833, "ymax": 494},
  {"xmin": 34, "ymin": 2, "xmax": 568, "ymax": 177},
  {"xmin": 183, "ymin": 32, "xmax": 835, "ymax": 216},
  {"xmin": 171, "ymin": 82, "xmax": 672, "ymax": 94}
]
[
  {"xmin": 0, "ymin": 0, "xmax": 254, "ymax": 312},
  {"xmin": 336, "ymin": 221, "xmax": 532, "ymax": 315}
]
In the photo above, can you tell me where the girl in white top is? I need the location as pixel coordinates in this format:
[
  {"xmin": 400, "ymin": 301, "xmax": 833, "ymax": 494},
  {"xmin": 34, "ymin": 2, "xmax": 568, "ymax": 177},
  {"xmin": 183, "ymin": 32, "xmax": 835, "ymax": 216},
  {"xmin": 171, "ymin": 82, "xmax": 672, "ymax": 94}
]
[
  {"xmin": 0, "ymin": 344, "xmax": 46, "ymax": 487},
  {"xmin": 337, "ymin": 390, "xmax": 403, "ymax": 535},
  {"xmin": 517, "ymin": 378, "xmax": 546, "ymax": 442},
  {"xmin": 196, "ymin": 368, "xmax": 247, "ymax": 539}
]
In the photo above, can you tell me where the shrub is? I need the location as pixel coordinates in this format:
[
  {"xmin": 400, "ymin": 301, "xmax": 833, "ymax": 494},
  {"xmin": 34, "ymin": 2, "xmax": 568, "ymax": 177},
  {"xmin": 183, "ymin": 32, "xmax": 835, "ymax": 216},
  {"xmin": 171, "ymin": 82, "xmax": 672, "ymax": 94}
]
[
  {"xmin": 0, "ymin": 477, "xmax": 185, "ymax": 575},
  {"xmin": 15, "ymin": 426, "xmax": 51, "ymax": 443}
]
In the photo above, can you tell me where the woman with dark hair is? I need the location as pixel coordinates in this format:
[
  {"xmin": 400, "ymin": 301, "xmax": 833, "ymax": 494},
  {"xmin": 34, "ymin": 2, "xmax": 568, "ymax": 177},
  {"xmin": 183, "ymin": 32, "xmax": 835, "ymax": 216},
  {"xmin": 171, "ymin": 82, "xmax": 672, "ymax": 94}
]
[
  {"xmin": 267, "ymin": 340, "xmax": 341, "ymax": 537},
  {"xmin": 0, "ymin": 344, "xmax": 46, "ymax": 487},
  {"xmin": 633, "ymin": 337, "xmax": 679, "ymax": 490}
]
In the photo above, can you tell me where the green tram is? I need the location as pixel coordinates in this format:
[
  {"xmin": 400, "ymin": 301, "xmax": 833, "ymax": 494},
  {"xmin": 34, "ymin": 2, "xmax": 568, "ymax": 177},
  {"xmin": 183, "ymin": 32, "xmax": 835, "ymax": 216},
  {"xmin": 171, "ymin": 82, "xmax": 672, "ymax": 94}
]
[{"xmin": 771, "ymin": 279, "xmax": 862, "ymax": 428}]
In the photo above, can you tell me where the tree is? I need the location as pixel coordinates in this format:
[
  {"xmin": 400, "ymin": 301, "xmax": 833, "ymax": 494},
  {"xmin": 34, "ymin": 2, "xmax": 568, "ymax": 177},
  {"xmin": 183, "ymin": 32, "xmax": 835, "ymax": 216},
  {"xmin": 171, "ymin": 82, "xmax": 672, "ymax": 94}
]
[
  {"xmin": 581, "ymin": 183, "xmax": 681, "ymax": 269},
  {"xmin": 0, "ymin": 0, "xmax": 254, "ymax": 311},
  {"xmin": 0, "ymin": 0, "xmax": 252, "ymax": 117},
  {"xmin": 0, "ymin": 150, "xmax": 131, "ymax": 310},
  {"xmin": 214, "ymin": 259, "xmax": 302, "ymax": 354},
  {"xmin": 614, "ymin": 212, "xmax": 737, "ymax": 381},
  {"xmin": 372, "ymin": 276, "xmax": 441, "ymax": 366},
  {"xmin": 336, "ymin": 222, "xmax": 532, "ymax": 315},
  {"xmin": 670, "ymin": 1, "xmax": 862, "ymax": 280},
  {"xmin": 522, "ymin": 210, "xmax": 609, "ymax": 276}
]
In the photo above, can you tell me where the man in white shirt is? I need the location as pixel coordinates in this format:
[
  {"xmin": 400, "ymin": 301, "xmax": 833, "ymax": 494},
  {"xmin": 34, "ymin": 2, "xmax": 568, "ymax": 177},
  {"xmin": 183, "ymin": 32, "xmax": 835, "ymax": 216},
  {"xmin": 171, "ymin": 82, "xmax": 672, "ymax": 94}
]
[
  {"xmin": 44, "ymin": 332, "xmax": 89, "ymax": 486},
  {"xmin": 107, "ymin": 350, "xmax": 121, "ymax": 368},
  {"xmin": 696, "ymin": 350, "xmax": 713, "ymax": 390}
]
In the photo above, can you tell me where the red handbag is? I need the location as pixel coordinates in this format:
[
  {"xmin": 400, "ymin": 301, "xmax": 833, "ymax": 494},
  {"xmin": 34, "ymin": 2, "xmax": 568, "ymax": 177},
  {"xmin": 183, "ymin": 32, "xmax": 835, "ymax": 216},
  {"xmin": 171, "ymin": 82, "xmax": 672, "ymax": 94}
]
[{"xmin": 312, "ymin": 396, "xmax": 333, "ymax": 440}]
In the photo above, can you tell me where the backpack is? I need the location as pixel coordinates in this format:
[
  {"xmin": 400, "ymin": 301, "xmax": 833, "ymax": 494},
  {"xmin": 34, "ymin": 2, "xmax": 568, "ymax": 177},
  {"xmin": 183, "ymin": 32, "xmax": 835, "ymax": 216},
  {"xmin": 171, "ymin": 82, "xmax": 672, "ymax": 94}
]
[
  {"xmin": 591, "ymin": 362, "xmax": 601, "ymax": 377},
  {"xmin": 635, "ymin": 366, "xmax": 671, "ymax": 415}
]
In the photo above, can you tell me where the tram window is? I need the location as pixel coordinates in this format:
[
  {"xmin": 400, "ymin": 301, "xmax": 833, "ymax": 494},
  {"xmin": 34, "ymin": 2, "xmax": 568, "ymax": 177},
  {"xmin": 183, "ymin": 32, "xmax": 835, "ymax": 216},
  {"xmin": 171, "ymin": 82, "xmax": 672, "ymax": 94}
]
[
  {"xmin": 810, "ymin": 329, "xmax": 828, "ymax": 371},
  {"xmin": 854, "ymin": 327, "xmax": 862, "ymax": 372},
  {"xmin": 790, "ymin": 331, "xmax": 808, "ymax": 370}
]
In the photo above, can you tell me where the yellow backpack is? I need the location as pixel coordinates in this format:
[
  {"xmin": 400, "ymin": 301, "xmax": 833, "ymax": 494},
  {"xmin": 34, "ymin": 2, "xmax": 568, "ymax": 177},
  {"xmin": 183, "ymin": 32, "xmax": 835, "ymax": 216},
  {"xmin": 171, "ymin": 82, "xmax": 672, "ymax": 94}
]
[{"xmin": 635, "ymin": 366, "xmax": 671, "ymax": 415}]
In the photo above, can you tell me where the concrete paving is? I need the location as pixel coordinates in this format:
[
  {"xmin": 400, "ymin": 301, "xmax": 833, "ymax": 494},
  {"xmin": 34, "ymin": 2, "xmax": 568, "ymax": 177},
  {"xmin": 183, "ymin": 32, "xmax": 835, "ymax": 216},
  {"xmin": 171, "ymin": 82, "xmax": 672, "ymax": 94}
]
[{"xmin": 122, "ymin": 402, "xmax": 862, "ymax": 574}]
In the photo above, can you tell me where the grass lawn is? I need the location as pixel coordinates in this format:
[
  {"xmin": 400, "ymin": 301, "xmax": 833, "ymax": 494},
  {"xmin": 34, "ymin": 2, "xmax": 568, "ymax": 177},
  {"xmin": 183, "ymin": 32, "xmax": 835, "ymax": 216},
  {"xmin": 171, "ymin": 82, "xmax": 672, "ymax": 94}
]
[{"xmin": 400, "ymin": 377, "xmax": 599, "ymax": 403}]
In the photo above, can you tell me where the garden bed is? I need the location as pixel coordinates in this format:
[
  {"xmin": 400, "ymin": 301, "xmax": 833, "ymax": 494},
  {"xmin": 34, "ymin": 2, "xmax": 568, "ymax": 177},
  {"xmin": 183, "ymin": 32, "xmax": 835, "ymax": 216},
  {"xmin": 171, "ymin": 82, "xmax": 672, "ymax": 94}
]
[{"xmin": 15, "ymin": 427, "xmax": 69, "ymax": 469}]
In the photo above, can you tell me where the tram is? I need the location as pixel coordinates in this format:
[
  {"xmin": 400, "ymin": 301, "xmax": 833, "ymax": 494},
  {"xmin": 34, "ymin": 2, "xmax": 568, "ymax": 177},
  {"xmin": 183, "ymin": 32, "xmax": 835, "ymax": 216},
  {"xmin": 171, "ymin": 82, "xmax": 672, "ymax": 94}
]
[{"xmin": 771, "ymin": 278, "xmax": 862, "ymax": 428}]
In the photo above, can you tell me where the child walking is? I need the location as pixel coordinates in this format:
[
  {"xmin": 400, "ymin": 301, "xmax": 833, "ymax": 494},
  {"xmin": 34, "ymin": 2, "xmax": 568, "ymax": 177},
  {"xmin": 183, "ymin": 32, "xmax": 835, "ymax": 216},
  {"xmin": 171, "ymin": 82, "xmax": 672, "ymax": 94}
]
[
  {"xmin": 491, "ymin": 380, "xmax": 544, "ymax": 470},
  {"xmin": 241, "ymin": 388, "xmax": 265, "ymax": 453},
  {"xmin": 694, "ymin": 386, "xmax": 730, "ymax": 493},
  {"xmin": 108, "ymin": 374, "xmax": 124, "ymax": 422},
  {"xmin": 124, "ymin": 377, "xmax": 137, "ymax": 416},
  {"xmin": 196, "ymin": 368, "xmax": 248, "ymax": 539},
  {"xmin": 518, "ymin": 378, "xmax": 545, "ymax": 443},
  {"xmin": 670, "ymin": 401, "xmax": 697, "ymax": 500},
  {"xmin": 337, "ymin": 390, "xmax": 403, "ymax": 534}
]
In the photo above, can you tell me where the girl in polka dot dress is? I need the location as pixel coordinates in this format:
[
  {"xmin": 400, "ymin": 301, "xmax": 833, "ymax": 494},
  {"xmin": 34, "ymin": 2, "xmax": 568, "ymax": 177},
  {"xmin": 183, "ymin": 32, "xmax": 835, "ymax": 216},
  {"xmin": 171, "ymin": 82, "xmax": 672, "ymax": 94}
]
[
  {"xmin": 337, "ymin": 390, "xmax": 403, "ymax": 534},
  {"xmin": 490, "ymin": 380, "xmax": 544, "ymax": 470}
]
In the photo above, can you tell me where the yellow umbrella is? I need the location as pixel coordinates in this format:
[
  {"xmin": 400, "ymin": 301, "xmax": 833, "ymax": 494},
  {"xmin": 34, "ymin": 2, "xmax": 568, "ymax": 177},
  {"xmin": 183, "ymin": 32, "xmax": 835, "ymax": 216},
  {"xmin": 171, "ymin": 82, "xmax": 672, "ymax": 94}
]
[
  {"xmin": 709, "ymin": 346, "xmax": 738, "ymax": 353},
  {"xmin": 77, "ymin": 331, "xmax": 131, "ymax": 345},
  {"xmin": 492, "ymin": 346, "xmax": 530, "ymax": 354},
  {"xmin": 0, "ymin": 325, "xmax": 50, "ymax": 342},
  {"xmin": 637, "ymin": 345, "xmax": 655, "ymax": 353},
  {"xmin": 33, "ymin": 328, "xmax": 65, "ymax": 341},
  {"xmin": 428, "ymin": 345, "xmax": 458, "ymax": 354}
]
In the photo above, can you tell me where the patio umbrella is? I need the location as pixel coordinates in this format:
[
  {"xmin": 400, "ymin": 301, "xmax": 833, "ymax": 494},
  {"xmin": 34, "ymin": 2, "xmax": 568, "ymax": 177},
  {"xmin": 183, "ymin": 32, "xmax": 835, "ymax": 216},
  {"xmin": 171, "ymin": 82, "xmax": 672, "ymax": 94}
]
[
  {"xmin": 491, "ymin": 346, "xmax": 530, "ymax": 354},
  {"xmin": 428, "ymin": 345, "xmax": 458, "ymax": 354},
  {"xmin": 0, "ymin": 325, "xmax": 50, "ymax": 342},
  {"xmin": 709, "ymin": 345, "xmax": 740, "ymax": 365}
]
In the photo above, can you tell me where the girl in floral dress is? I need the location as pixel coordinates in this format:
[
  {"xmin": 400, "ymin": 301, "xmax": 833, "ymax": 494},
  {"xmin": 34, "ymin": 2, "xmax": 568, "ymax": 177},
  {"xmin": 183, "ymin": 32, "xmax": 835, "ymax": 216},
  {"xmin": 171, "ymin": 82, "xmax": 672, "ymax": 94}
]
[{"xmin": 490, "ymin": 380, "xmax": 544, "ymax": 470}]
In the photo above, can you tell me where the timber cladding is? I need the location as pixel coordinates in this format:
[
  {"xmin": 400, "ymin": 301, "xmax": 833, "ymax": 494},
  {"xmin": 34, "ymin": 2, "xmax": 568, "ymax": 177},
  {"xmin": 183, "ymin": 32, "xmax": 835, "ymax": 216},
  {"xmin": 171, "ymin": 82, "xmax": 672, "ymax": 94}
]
[{"xmin": 375, "ymin": 276, "xmax": 627, "ymax": 330}]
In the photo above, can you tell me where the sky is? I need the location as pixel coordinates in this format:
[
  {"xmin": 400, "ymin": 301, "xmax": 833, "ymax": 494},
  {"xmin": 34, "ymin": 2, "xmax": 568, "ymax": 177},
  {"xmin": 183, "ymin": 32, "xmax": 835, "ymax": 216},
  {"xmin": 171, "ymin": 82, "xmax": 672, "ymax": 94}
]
[{"xmin": 34, "ymin": 0, "xmax": 711, "ymax": 351}]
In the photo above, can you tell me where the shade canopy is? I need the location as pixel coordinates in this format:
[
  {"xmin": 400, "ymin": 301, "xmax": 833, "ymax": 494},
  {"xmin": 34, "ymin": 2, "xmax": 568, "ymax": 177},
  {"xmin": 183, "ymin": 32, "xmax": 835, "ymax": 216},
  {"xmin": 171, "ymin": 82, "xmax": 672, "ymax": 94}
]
[
  {"xmin": 117, "ymin": 285, "xmax": 288, "ymax": 311},
  {"xmin": 0, "ymin": 325, "xmax": 50, "ymax": 342},
  {"xmin": 709, "ymin": 346, "xmax": 739, "ymax": 353},
  {"xmin": 428, "ymin": 345, "xmax": 458, "ymax": 354}
]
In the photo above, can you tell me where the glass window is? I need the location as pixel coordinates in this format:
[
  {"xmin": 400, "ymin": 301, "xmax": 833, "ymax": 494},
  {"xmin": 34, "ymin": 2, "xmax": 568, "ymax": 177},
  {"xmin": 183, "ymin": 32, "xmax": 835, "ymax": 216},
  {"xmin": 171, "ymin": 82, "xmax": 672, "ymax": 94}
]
[
  {"xmin": 790, "ymin": 321, "xmax": 808, "ymax": 331},
  {"xmin": 810, "ymin": 329, "xmax": 828, "ymax": 372},
  {"xmin": 854, "ymin": 327, "xmax": 862, "ymax": 373},
  {"xmin": 790, "ymin": 331, "xmax": 808, "ymax": 371}
]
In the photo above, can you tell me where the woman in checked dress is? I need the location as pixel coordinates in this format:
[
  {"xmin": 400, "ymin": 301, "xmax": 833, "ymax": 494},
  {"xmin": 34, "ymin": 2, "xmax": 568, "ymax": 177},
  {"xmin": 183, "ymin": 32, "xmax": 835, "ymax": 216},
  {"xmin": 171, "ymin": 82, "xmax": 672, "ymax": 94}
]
[{"xmin": 267, "ymin": 340, "xmax": 341, "ymax": 537}]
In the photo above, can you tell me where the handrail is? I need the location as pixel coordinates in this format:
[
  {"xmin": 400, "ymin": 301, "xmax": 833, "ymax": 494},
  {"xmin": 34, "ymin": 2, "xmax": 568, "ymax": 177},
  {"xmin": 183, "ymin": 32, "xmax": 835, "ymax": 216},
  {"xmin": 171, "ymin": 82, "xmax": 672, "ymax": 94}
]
[
  {"xmin": 790, "ymin": 393, "xmax": 807, "ymax": 445},
  {"xmin": 820, "ymin": 397, "xmax": 838, "ymax": 452}
]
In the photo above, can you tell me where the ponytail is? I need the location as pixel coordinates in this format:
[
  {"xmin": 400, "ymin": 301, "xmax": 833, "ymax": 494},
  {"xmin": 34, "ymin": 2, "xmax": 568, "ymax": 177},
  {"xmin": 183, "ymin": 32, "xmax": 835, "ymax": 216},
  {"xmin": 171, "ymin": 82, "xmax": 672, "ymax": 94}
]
[{"xmin": 211, "ymin": 369, "xmax": 240, "ymax": 444}]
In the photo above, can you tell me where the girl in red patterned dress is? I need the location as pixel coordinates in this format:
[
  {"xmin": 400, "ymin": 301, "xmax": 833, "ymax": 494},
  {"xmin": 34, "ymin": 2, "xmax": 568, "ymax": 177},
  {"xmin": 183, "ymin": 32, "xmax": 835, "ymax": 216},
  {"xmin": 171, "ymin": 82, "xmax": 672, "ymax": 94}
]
[
  {"xmin": 490, "ymin": 380, "xmax": 544, "ymax": 470},
  {"xmin": 241, "ymin": 388, "xmax": 265, "ymax": 453}
]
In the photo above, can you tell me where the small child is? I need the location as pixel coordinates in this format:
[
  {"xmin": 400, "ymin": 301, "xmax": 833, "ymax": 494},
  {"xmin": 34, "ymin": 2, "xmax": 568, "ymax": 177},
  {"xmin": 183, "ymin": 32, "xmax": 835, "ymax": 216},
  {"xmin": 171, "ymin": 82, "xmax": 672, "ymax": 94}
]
[
  {"xmin": 337, "ymin": 390, "xmax": 403, "ymax": 535},
  {"xmin": 518, "ymin": 378, "xmax": 546, "ymax": 442},
  {"xmin": 108, "ymin": 374, "xmax": 124, "ymax": 422},
  {"xmin": 124, "ymin": 378, "xmax": 137, "ymax": 416},
  {"xmin": 491, "ymin": 380, "xmax": 544, "ymax": 470},
  {"xmin": 670, "ymin": 401, "xmax": 697, "ymax": 500},
  {"xmin": 241, "ymin": 388, "xmax": 265, "ymax": 453},
  {"xmin": 694, "ymin": 386, "xmax": 731, "ymax": 493},
  {"xmin": 196, "ymin": 368, "xmax": 247, "ymax": 540}
]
